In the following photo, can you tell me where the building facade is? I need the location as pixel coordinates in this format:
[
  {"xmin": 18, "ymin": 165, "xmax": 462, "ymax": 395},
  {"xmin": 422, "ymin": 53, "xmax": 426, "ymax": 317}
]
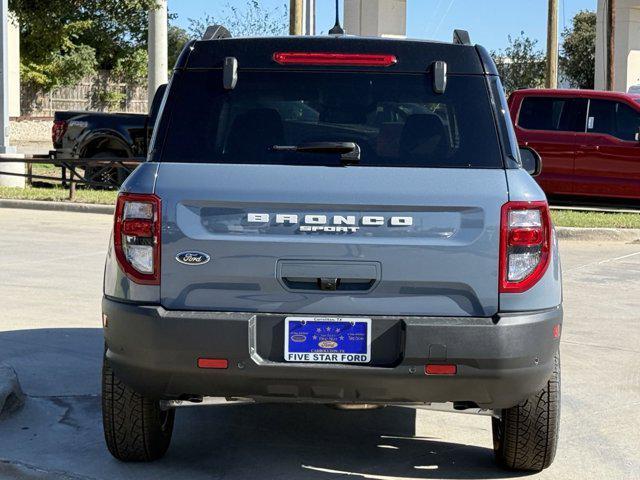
[
  {"xmin": 595, "ymin": 0, "xmax": 640, "ymax": 92},
  {"xmin": 344, "ymin": 0, "xmax": 406, "ymax": 38}
]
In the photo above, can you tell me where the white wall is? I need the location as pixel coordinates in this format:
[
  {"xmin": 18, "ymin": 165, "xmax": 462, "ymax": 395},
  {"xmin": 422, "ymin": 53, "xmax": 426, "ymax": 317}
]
[
  {"xmin": 344, "ymin": 0, "xmax": 406, "ymax": 38},
  {"xmin": 595, "ymin": 0, "xmax": 640, "ymax": 92},
  {"xmin": 8, "ymin": 13, "xmax": 19, "ymax": 117}
]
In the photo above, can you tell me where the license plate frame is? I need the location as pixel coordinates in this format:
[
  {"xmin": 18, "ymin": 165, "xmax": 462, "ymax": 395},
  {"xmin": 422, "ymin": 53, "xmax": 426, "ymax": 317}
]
[{"xmin": 284, "ymin": 316, "xmax": 371, "ymax": 363}]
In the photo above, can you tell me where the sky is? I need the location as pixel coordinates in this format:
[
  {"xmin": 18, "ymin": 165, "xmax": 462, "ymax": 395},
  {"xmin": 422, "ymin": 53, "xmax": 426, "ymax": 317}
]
[{"xmin": 168, "ymin": 0, "xmax": 597, "ymax": 52}]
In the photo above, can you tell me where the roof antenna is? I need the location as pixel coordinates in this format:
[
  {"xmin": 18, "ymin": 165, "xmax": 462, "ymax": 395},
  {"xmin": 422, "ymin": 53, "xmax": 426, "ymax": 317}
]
[{"xmin": 328, "ymin": 0, "xmax": 345, "ymax": 35}]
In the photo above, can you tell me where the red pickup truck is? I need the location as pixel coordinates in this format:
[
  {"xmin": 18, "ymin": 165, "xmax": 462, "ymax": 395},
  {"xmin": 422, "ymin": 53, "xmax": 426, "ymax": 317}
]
[{"xmin": 508, "ymin": 89, "xmax": 640, "ymax": 201}]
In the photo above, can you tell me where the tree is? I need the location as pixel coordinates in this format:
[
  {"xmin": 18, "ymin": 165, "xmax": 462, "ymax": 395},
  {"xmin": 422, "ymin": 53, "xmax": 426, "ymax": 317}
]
[
  {"xmin": 561, "ymin": 10, "xmax": 596, "ymax": 89},
  {"xmin": 168, "ymin": 25, "xmax": 190, "ymax": 70},
  {"xmin": 188, "ymin": 0, "xmax": 288, "ymax": 39},
  {"xmin": 492, "ymin": 33, "xmax": 546, "ymax": 94},
  {"xmin": 113, "ymin": 48, "xmax": 148, "ymax": 84},
  {"xmin": 9, "ymin": 0, "xmax": 157, "ymax": 90}
]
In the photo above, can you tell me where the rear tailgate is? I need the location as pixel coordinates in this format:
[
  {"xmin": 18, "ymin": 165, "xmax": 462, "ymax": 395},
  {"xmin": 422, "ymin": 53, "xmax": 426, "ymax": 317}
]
[{"xmin": 156, "ymin": 164, "xmax": 506, "ymax": 317}]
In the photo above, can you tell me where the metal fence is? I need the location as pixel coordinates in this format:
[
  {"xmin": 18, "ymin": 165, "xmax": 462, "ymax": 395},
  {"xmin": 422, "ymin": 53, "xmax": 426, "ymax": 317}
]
[{"xmin": 0, "ymin": 155, "xmax": 143, "ymax": 200}]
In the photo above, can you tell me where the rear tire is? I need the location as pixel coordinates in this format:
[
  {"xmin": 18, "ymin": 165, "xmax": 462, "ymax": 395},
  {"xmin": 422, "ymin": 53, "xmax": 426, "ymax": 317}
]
[
  {"xmin": 492, "ymin": 351, "xmax": 560, "ymax": 471},
  {"xmin": 84, "ymin": 151, "xmax": 128, "ymax": 188},
  {"xmin": 101, "ymin": 351, "xmax": 174, "ymax": 462}
]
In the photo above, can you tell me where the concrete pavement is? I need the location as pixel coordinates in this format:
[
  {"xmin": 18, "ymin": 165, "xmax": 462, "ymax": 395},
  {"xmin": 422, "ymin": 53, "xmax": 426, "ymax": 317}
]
[{"xmin": 0, "ymin": 207, "xmax": 639, "ymax": 479}]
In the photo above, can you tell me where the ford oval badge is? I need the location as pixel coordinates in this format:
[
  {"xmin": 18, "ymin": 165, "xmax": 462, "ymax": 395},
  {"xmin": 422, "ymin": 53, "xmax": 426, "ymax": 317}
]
[{"xmin": 176, "ymin": 251, "xmax": 210, "ymax": 266}]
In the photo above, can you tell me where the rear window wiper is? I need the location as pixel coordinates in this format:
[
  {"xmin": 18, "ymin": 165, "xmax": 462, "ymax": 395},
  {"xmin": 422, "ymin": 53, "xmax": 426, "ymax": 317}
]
[{"xmin": 271, "ymin": 142, "xmax": 360, "ymax": 165}]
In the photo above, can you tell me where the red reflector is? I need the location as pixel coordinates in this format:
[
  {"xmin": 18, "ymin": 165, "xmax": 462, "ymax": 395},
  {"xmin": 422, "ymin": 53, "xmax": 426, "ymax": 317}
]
[
  {"xmin": 122, "ymin": 219, "xmax": 153, "ymax": 237},
  {"xmin": 425, "ymin": 364, "xmax": 457, "ymax": 375},
  {"xmin": 509, "ymin": 228, "xmax": 543, "ymax": 247},
  {"xmin": 197, "ymin": 358, "xmax": 228, "ymax": 369},
  {"xmin": 273, "ymin": 52, "xmax": 397, "ymax": 66},
  {"xmin": 553, "ymin": 324, "xmax": 561, "ymax": 338}
]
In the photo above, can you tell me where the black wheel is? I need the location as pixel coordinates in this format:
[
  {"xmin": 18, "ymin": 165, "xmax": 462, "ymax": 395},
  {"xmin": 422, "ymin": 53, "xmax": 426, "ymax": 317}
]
[
  {"xmin": 84, "ymin": 151, "xmax": 128, "ymax": 188},
  {"xmin": 101, "ymin": 351, "xmax": 174, "ymax": 462},
  {"xmin": 492, "ymin": 351, "xmax": 560, "ymax": 471}
]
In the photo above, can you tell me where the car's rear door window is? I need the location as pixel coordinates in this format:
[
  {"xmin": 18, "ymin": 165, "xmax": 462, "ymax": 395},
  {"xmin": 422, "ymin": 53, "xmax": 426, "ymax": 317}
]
[
  {"xmin": 587, "ymin": 99, "xmax": 640, "ymax": 141},
  {"xmin": 159, "ymin": 70, "xmax": 502, "ymax": 168},
  {"xmin": 518, "ymin": 96, "xmax": 587, "ymax": 132}
]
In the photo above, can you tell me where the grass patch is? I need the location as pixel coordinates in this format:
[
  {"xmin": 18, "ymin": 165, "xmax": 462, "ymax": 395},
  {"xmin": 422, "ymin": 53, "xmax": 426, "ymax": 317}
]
[
  {"xmin": 31, "ymin": 163, "xmax": 62, "ymax": 179},
  {"xmin": 551, "ymin": 210, "xmax": 640, "ymax": 229},
  {"xmin": 0, "ymin": 186, "xmax": 117, "ymax": 205}
]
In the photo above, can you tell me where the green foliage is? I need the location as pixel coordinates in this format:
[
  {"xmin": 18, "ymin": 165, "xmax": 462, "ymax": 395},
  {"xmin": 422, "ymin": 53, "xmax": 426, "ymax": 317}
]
[
  {"xmin": 168, "ymin": 25, "xmax": 190, "ymax": 70},
  {"xmin": 96, "ymin": 90, "xmax": 127, "ymax": 111},
  {"xmin": 113, "ymin": 49, "xmax": 148, "ymax": 85},
  {"xmin": 21, "ymin": 44, "xmax": 97, "ymax": 90},
  {"xmin": 11, "ymin": 0, "xmax": 288, "ymax": 94},
  {"xmin": 188, "ymin": 0, "xmax": 288, "ymax": 38},
  {"xmin": 492, "ymin": 33, "xmax": 546, "ymax": 94},
  {"xmin": 10, "ymin": 0, "xmax": 157, "ymax": 91},
  {"xmin": 561, "ymin": 10, "xmax": 596, "ymax": 89}
]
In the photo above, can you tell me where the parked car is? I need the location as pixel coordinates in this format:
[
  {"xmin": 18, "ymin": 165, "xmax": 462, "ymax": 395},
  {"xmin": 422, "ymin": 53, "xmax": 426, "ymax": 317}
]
[
  {"xmin": 101, "ymin": 28, "xmax": 562, "ymax": 472},
  {"xmin": 509, "ymin": 88, "xmax": 640, "ymax": 201},
  {"xmin": 51, "ymin": 84, "xmax": 166, "ymax": 186}
]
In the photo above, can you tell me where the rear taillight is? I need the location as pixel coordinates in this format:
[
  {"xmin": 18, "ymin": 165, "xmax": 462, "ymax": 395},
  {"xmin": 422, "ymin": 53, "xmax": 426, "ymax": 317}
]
[
  {"xmin": 51, "ymin": 120, "xmax": 68, "ymax": 145},
  {"xmin": 499, "ymin": 201, "xmax": 552, "ymax": 293},
  {"xmin": 114, "ymin": 193, "xmax": 161, "ymax": 285},
  {"xmin": 273, "ymin": 52, "xmax": 398, "ymax": 66}
]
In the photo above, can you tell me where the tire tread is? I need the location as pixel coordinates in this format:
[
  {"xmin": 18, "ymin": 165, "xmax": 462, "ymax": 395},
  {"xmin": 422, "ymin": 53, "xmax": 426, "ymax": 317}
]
[
  {"xmin": 101, "ymin": 354, "xmax": 174, "ymax": 462},
  {"xmin": 494, "ymin": 352, "xmax": 560, "ymax": 471}
]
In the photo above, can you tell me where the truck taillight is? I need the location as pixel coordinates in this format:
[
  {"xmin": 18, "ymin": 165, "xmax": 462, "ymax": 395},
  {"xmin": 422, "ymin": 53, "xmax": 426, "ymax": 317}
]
[
  {"xmin": 499, "ymin": 201, "xmax": 551, "ymax": 293},
  {"xmin": 51, "ymin": 120, "xmax": 68, "ymax": 145},
  {"xmin": 114, "ymin": 193, "xmax": 161, "ymax": 285}
]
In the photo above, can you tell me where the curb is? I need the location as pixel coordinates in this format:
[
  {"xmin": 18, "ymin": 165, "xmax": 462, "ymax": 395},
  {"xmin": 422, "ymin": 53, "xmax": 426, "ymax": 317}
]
[
  {"xmin": 0, "ymin": 365, "xmax": 25, "ymax": 417},
  {"xmin": 0, "ymin": 199, "xmax": 114, "ymax": 215},
  {"xmin": 556, "ymin": 226, "xmax": 640, "ymax": 242}
]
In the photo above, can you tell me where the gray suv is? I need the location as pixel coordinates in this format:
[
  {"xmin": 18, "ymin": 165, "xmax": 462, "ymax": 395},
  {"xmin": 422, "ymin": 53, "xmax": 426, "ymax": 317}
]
[{"xmin": 101, "ymin": 28, "xmax": 562, "ymax": 471}]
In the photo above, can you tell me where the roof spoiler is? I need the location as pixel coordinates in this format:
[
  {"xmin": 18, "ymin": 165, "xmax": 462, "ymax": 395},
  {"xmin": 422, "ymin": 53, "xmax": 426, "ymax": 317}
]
[
  {"xmin": 202, "ymin": 25, "xmax": 232, "ymax": 40},
  {"xmin": 453, "ymin": 29, "xmax": 471, "ymax": 46}
]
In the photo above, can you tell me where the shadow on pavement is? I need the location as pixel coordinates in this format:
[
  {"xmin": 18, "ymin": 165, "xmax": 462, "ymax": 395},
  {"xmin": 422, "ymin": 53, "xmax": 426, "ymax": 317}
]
[{"xmin": 0, "ymin": 328, "xmax": 527, "ymax": 480}]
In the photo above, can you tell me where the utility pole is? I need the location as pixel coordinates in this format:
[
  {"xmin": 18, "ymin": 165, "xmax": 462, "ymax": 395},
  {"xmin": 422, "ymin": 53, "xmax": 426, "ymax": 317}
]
[
  {"xmin": 302, "ymin": 0, "xmax": 316, "ymax": 35},
  {"xmin": 606, "ymin": 0, "xmax": 616, "ymax": 90},
  {"xmin": 148, "ymin": 0, "xmax": 168, "ymax": 107},
  {"xmin": 290, "ymin": 0, "xmax": 303, "ymax": 35},
  {"xmin": 545, "ymin": 0, "xmax": 558, "ymax": 89}
]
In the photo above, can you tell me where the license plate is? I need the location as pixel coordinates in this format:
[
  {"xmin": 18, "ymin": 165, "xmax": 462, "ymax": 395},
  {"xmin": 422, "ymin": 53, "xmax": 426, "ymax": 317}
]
[{"xmin": 284, "ymin": 316, "xmax": 371, "ymax": 363}]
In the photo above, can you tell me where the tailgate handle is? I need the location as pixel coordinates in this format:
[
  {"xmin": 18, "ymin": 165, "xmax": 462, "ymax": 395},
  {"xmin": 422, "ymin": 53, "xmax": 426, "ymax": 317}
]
[
  {"xmin": 319, "ymin": 277, "xmax": 339, "ymax": 291},
  {"xmin": 282, "ymin": 276, "xmax": 376, "ymax": 292},
  {"xmin": 277, "ymin": 261, "xmax": 381, "ymax": 293}
]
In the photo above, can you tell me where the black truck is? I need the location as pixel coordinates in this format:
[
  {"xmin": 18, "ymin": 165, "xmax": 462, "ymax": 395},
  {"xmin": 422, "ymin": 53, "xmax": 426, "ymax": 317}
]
[{"xmin": 50, "ymin": 84, "xmax": 166, "ymax": 186}]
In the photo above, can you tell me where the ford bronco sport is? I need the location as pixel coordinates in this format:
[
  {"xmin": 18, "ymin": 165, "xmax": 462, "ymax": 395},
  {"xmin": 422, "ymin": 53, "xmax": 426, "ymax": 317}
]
[{"xmin": 101, "ymin": 27, "xmax": 562, "ymax": 471}]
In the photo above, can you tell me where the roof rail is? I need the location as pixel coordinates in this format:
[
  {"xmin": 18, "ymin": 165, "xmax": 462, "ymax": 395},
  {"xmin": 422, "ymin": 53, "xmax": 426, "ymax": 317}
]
[
  {"xmin": 453, "ymin": 29, "xmax": 471, "ymax": 46},
  {"xmin": 202, "ymin": 25, "xmax": 232, "ymax": 41}
]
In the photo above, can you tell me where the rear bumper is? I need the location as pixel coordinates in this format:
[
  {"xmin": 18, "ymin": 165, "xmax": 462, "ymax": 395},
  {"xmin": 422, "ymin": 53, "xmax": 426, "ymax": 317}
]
[{"xmin": 103, "ymin": 297, "xmax": 562, "ymax": 409}]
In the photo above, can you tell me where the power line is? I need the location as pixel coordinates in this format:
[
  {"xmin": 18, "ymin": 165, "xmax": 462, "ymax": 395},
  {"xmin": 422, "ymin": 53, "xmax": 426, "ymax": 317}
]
[
  {"xmin": 424, "ymin": 0, "xmax": 445, "ymax": 38},
  {"xmin": 433, "ymin": 0, "xmax": 455, "ymax": 37}
]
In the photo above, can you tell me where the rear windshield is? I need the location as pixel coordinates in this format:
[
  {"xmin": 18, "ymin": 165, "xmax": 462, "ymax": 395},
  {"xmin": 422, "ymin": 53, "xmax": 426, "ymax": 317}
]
[{"xmin": 159, "ymin": 70, "xmax": 502, "ymax": 168}]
